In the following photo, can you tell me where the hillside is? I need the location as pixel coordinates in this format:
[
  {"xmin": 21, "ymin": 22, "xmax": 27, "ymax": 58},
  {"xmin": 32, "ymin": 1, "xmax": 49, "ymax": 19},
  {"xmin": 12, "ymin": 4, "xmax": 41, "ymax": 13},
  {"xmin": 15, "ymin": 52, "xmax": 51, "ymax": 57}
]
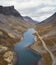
[
  {"xmin": 23, "ymin": 16, "xmax": 38, "ymax": 25},
  {"xmin": 30, "ymin": 13, "xmax": 56, "ymax": 65},
  {"xmin": 36, "ymin": 12, "xmax": 56, "ymax": 35},
  {"xmin": 0, "ymin": 6, "xmax": 35, "ymax": 65}
]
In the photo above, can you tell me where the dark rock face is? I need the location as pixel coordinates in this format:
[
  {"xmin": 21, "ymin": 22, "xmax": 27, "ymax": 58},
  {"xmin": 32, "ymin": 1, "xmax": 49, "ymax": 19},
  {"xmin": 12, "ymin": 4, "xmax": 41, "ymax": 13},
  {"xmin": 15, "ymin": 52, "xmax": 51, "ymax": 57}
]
[{"xmin": 0, "ymin": 6, "xmax": 22, "ymax": 17}]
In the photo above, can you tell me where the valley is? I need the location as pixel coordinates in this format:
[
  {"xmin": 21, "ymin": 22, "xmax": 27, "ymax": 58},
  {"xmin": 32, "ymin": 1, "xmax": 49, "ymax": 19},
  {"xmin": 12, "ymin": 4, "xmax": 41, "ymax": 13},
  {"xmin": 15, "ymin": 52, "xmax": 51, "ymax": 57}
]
[{"xmin": 0, "ymin": 5, "xmax": 56, "ymax": 65}]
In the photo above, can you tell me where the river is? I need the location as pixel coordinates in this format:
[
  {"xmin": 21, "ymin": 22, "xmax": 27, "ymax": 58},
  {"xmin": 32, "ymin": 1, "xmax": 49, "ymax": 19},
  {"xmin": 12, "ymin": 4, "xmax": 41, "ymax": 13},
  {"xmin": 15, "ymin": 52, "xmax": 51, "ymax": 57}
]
[{"xmin": 14, "ymin": 28, "xmax": 41, "ymax": 65}]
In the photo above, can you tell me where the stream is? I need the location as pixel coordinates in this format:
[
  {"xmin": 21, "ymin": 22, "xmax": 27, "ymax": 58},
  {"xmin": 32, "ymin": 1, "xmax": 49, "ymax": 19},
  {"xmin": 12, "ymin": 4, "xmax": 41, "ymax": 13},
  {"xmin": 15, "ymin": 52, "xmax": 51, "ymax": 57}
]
[{"xmin": 14, "ymin": 28, "xmax": 41, "ymax": 65}]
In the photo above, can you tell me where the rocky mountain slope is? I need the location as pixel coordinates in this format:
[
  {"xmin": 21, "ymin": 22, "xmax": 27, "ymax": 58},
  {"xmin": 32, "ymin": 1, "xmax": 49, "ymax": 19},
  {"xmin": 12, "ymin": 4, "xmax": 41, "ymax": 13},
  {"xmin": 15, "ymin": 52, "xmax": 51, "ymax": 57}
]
[
  {"xmin": 0, "ymin": 6, "xmax": 22, "ymax": 18},
  {"xmin": 0, "ymin": 5, "xmax": 35, "ymax": 41},
  {"xmin": 23, "ymin": 16, "xmax": 38, "ymax": 25},
  {"xmin": 30, "ymin": 13, "xmax": 56, "ymax": 65},
  {"xmin": 0, "ymin": 6, "xmax": 35, "ymax": 65}
]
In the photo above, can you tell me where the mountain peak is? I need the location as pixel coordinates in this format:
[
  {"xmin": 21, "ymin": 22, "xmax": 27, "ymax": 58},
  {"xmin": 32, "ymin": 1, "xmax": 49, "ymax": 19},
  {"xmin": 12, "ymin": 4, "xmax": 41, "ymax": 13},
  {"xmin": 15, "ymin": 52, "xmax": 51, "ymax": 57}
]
[
  {"xmin": 0, "ymin": 5, "xmax": 14, "ymax": 9},
  {"xmin": 0, "ymin": 5, "xmax": 22, "ymax": 18}
]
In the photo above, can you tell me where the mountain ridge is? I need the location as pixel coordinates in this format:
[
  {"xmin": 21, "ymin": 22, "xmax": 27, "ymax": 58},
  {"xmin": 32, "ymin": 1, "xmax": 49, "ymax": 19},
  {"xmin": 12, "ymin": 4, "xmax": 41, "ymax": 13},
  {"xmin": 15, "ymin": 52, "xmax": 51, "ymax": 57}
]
[
  {"xmin": 23, "ymin": 16, "xmax": 39, "ymax": 24},
  {"xmin": 41, "ymin": 12, "xmax": 56, "ymax": 23},
  {"xmin": 0, "ymin": 5, "xmax": 23, "ymax": 18}
]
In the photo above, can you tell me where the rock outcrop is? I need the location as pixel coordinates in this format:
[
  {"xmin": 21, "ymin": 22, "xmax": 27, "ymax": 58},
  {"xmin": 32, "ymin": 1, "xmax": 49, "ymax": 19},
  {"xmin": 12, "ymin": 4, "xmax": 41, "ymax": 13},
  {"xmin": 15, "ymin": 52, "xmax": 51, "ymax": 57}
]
[{"xmin": 0, "ymin": 6, "xmax": 22, "ymax": 18}]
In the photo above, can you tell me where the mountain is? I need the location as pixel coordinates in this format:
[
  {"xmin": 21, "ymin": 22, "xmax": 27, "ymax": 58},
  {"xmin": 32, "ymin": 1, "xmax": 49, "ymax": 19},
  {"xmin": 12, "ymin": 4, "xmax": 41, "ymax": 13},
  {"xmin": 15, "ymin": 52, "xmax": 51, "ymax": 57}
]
[
  {"xmin": 0, "ymin": 6, "xmax": 36, "ymax": 48},
  {"xmin": 23, "ymin": 16, "xmax": 39, "ymax": 25},
  {"xmin": 30, "ymin": 13, "xmax": 56, "ymax": 65},
  {"xmin": 41, "ymin": 12, "xmax": 56, "ymax": 23},
  {"xmin": 0, "ymin": 6, "xmax": 35, "ymax": 65},
  {"xmin": 0, "ymin": 6, "xmax": 35, "ymax": 37},
  {"xmin": 36, "ymin": 13, "xmax": 56, "ymax": 35},
  {"xmin": 0, "ymin": 6, "xmax": 22, "ymax": 18},
  {"xmin": 38, "ymin": 12, "xmax": 56, "ymax": 25}
]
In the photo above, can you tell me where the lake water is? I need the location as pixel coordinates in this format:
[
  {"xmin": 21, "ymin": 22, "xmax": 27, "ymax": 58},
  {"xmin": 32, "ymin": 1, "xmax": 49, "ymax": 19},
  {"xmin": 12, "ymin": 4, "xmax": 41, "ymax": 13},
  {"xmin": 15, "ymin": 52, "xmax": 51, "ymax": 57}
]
[{"xmin": 14, "ymin": 28, "xmax": 41, "ymax": 65}]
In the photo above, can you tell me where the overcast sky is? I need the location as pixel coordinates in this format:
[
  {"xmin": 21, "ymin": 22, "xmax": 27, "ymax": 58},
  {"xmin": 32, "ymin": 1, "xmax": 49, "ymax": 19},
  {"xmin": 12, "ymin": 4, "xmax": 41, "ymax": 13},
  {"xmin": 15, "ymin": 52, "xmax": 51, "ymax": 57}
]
[{"xmin": 0, "ymin": 0, "xmax": 56, "ymax": 22}]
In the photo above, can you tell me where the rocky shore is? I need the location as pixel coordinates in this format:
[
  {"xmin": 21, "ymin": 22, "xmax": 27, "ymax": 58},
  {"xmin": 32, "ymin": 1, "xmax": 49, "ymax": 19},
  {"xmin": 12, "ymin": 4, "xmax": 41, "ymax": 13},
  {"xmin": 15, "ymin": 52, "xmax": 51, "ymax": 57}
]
[
  {"xmin": 27, "ymin": 43, "xmax": 44, "ymax": 65},
  {"xmin": 27, "ymin": 45, "xmax": 44, "ymax": 65}
]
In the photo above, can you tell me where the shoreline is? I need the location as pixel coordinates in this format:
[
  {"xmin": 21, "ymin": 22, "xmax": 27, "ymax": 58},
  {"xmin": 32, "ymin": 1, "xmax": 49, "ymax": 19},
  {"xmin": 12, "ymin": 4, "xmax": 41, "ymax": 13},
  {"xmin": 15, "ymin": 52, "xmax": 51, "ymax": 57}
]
[
  {"xmin": 27, "ymin": 44, "xmax": 44, "ymax": 65},
  {"xmin": 27, "ymin": 44, "xmax": 41, "ymax": 55}
]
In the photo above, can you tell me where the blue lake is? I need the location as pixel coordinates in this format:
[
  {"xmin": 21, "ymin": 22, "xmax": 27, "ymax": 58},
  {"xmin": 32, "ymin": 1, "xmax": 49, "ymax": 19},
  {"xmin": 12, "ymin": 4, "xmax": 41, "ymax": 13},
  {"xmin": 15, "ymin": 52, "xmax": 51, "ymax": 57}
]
[{"xmin": 14, "ymin": 28, "xmax": 41, "ymax": 65}]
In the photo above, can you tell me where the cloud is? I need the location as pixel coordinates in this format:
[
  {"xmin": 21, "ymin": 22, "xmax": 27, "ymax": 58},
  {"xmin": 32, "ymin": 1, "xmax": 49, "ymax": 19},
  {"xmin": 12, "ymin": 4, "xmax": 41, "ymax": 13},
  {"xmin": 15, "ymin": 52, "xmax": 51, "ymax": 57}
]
[{"xmin": 0, "ymin": 0, "xmax": 56, "ymax": 22}]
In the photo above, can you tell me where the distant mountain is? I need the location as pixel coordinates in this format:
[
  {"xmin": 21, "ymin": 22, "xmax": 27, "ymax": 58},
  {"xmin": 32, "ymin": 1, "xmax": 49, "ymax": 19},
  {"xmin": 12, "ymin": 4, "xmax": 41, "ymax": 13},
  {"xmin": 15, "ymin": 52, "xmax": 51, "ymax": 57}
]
[{"xmin": 23, "ymin": 16, "xmax": 39, "ymax": 24}]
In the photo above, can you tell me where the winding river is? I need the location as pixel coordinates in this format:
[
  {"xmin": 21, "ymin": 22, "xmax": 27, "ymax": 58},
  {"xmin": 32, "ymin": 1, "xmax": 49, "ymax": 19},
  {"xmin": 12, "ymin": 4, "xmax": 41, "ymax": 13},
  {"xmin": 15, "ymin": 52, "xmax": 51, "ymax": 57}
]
[{"xmin": 14, "ymin": 29, "xmax": 41, "ymax": 65}]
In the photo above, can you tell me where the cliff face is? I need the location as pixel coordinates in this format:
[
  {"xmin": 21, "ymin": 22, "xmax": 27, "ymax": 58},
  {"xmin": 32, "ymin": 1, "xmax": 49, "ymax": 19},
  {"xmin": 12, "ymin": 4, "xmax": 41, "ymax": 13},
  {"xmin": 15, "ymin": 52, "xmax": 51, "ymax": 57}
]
[{"xmin": 0, "ymin": 6, "xmax": 22, "ymax": 18}]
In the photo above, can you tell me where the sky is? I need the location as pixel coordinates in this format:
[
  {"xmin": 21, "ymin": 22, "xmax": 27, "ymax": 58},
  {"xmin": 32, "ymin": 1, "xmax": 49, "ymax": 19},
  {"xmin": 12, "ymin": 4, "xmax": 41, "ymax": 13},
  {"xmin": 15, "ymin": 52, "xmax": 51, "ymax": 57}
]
[{"xmin": 0, "ymin": 0, "xmax": 56, "ymax": 22}]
